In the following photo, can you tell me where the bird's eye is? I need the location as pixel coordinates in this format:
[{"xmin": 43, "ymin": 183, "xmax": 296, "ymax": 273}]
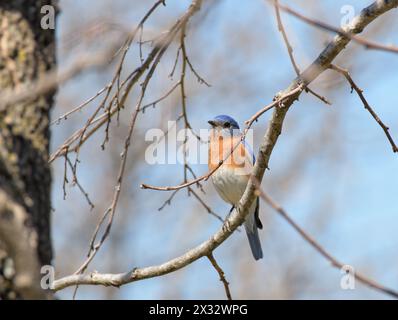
[{"xmin": 223, "ymin": 122, "xmax": 230, "ymax": 128}]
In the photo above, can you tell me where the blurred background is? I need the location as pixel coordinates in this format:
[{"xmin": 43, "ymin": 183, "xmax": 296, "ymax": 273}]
[{"xmin": 51, "ymin": 0, "xmax": 398, "ymax": 299}]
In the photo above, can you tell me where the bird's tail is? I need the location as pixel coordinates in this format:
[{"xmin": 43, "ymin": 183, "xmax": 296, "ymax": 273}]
[{"xmin": 244, "ymin": 222, "xmax": 263, "ymax": 260}]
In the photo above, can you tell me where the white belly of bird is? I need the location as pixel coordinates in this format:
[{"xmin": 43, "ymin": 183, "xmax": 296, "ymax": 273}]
[{"xmin": 211, "ymin": 166, "xmax": 249, "ymax": 206}]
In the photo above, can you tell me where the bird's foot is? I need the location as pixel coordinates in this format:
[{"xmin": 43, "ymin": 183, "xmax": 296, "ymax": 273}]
[
  {"xmin": 222, "ymin": 220, "xmax": 232, "ymax": 233},
  {"xmin": 222, "ymin": 205, "xmax": 235, "ymax": 232}
]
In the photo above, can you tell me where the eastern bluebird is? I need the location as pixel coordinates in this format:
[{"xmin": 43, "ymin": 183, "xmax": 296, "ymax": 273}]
[{"xmin": 208, "ymin": 115, "xmax": 263, "ymax": 260}]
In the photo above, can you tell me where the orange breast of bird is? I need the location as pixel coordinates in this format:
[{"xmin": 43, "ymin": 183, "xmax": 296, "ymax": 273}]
[{"xmin": 208, "ymin": 131, "xmax": 248, "ymax": 171}]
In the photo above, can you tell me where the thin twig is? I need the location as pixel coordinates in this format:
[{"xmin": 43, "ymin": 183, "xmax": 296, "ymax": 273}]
[
  {"xmin": 139, "ymin": 81, "xmax": 180, "ymax": 113},
  {"xmin": 273, "ymin": 0, "xmax": 331, "ymax": 105},
  {"xmin": 66, "ymin": 157, "xmax": 95, "ymax": 210},
  {"xmin": 50, "ymin": 84, "xmax": 111, "ymax": 126},
  {"xmin": 329, "ymin": 64, "xmax": 398, "ymax": 153},
  {"xmin": 180, "ymin": 26, "xmax": 202, "ymax": 141},
  {"xmin": 273, "ymin": 0, "xmax": 300, "ymax": 75},
  {"xmin": 158, "ymin": 190, "xmax": 180, "ymax": 211},
  {"xmin": 207, "ymin": 253, "xmax": 232, "ymax": 300},
  {"xmin": 276, "ymin": 1, "xmax": 398, "ymax": 55},
  {"xmin": 189, "ymin": 187, "xmax": 224, "ymax": 223},
  {"xmin": 185, "ymin": 53, "xmax": 211, "ymax": 87}
]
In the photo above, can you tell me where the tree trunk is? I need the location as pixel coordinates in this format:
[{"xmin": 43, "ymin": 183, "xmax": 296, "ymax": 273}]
[{"xmin": 0, "ymin": 0, "xmax": 57, "ymax": 299}]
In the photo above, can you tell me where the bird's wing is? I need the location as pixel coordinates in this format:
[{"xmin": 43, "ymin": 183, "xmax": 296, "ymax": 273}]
[
  {"xmin": 242, "ymin": 139, "xmax": 255, "ymax": 165},
  {"xmin": 242, "ymin": 138, "xmax": 263, "ymax": 229}
]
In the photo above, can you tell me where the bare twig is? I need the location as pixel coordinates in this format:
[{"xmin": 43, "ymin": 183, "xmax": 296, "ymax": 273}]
[
  {"xmin": 276, "ymin": 1, "xmax": 398, "ymax": 55},
  {"xmin": 207, "ymin": 253, "xmax": 232, "ymax": 300},
  {"xmin": 180, "ymin": 26, "xmax": 202, "ymax": 141},
  {"xmin": 189, "ymin": 187, "xmax": 224, "ymax": 223},
  {"xmin": 273, "ymin": 0, "xmax": 300, "ymax": 75},
  {"xmin": 65, "ymin": 157, "xmax": 95, "ymax": 209},
  {"xmin": 185, "ymin": 52, "xmax": 211, "ymax": 87},
  {"xmin": 329, "ymin": 64, "xmax": 398, "ymax": 153},
  {"xmin": 273, "ymin": 0, "xmax": 331, "ymax": 105},
  {"xmin": 51, "ymin": 84, "xmax": 111, "ymax": 126},
  {"xmin": 139, "ymin": 81, "xmax": 180, "ymax": 113},
  {"xmin": 158, "ymin": 190, "xmax": 180, "ymax": 211},
  {"xmin": 244, "ymin": 85, "xmax": 304, "ymax": 128},
  {"xmin": 305, "ymin": 87, "xmax": 331, "ymax": 105}
]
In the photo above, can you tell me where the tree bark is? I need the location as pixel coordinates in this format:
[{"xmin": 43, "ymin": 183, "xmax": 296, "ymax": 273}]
[{"xmin": 0, "ymin": 0, "xmax": 57, "ymax": 299}]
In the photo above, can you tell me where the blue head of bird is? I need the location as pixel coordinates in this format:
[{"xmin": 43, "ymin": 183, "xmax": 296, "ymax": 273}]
[{"xmin": 208, "ymin": 115, "xmax": 240, "ymax": 138}]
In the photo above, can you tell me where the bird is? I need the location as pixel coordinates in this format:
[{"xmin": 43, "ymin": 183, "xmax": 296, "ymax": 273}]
[{"xmin": 208, "ymin": 114, "xmax": 263, "ymax": 260}]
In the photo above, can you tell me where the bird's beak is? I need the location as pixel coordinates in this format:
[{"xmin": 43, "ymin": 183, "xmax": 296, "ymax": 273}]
[{"xmin": 208, "ymin": 120, "xmax": 216, "ymax": 127}]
